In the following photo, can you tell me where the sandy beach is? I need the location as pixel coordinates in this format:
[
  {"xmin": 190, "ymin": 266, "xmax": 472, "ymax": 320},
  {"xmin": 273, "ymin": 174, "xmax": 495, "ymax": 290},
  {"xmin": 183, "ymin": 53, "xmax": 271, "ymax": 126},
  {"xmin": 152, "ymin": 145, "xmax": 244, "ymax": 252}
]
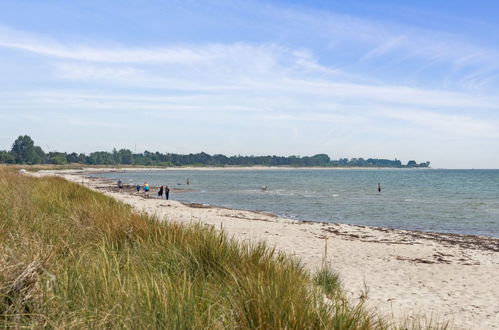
[{"xmin": 33, "ymin": 169, "xmax": 499, "ymax": 329}]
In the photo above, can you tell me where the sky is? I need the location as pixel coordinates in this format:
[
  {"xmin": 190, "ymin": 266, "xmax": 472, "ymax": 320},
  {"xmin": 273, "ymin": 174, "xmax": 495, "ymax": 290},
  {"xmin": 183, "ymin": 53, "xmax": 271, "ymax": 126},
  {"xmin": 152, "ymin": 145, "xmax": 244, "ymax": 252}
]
[{"xmin": 1, "ymin": 0, "xmax": 499, "ymax": 168}]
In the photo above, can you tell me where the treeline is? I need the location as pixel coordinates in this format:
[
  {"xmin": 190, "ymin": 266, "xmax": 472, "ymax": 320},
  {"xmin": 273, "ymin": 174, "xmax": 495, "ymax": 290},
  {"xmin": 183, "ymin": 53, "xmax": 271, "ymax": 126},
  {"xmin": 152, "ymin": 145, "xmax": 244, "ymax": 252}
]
[{"xmin": 0, "ymin": 135, "xmax": 430, "ymax": 168}]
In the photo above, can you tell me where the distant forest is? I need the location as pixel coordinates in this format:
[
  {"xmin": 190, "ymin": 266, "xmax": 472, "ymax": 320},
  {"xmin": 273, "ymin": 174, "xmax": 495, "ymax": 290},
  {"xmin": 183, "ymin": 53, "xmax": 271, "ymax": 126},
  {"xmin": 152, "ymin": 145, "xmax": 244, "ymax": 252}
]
[{"xmin": 0, "ymin": 135, "xmax": 430, "ymax": 168}]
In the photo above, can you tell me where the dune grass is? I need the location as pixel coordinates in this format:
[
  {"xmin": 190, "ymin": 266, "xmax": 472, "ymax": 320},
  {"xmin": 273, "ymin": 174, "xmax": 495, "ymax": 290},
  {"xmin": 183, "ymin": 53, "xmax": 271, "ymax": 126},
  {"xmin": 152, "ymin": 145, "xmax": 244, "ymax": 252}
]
[
  {"xmin": 313, "ymin": 267, "xmax": 342, "ymax": 299},
  {"xmin": 0, "ymin": 166, "xmax": 449, "ymax": 329}
]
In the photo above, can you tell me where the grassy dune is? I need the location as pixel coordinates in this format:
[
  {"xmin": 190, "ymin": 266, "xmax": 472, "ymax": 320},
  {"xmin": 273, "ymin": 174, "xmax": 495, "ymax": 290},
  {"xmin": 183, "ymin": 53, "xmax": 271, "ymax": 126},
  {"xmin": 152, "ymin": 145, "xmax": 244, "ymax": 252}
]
[{"xmin": 0, "ymin": 167, "xmax": 446, "ymax": 329}]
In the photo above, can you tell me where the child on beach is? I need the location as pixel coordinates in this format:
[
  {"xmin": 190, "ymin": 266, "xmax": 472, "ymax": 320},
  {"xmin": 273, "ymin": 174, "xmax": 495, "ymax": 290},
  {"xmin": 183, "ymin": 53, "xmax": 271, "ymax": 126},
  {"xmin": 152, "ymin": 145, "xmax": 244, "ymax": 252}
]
[
  {"xmin": 158, "ymin": 185, "xmax": 164, "ymax": 198},
  {"xmin": 136, "ymin": 184, "xmax": 140, "ymax": 193},
  {"xmin": 165, "ymin": 186, "xmax": 170, "ymax": 200},
  {"xmin": 144, "ymin": 182, "xmax": 149, "ymax": 196},
  {"xmin": 117, "ymin": 180, "xmax": 123, "ymax": 192}
]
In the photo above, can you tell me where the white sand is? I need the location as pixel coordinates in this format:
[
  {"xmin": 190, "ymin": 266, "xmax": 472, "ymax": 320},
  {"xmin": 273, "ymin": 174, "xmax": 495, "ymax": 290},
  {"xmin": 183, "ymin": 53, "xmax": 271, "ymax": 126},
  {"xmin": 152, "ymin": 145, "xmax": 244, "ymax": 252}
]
[{"xmin": 33, "ymin": 170, "xmax": 499, "ymax": 329}]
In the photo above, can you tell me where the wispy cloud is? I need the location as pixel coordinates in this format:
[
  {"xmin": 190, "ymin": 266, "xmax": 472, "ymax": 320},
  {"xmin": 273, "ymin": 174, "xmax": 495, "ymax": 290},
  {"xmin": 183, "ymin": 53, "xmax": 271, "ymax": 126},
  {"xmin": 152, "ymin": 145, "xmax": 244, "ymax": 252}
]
[
  {"xmin": 2, "ymin": 18, "xmax": 497, "ymax": 110},
  {"xmin": 0, "ymin": 25, "xmax": 212, "ymax": 64},
  {"xmin": 379, "ymin": 109, "xmax": 499, "ymax": 138},
  {"xmin": 254, "ymin": 2, "xmax": 499, "ymax": 67},
  {"xmin": 254, "ymin": 2, "xmax": 499, "ymax": 90},
  {"xmin": 0, "ymin": 25, "xmax": 298, "ymax": 68},
  {"xmin": 64, "ymin": 118, "xmax": 126, "ymax": 128},
  {"xmin": 56, "ymin": 63, "xmax": 143, "ymax": 80}
]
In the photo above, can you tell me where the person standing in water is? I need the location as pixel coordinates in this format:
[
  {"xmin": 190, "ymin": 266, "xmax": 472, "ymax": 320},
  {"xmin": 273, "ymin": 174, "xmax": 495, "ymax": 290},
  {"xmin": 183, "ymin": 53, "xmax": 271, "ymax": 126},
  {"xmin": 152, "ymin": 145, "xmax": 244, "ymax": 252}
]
[
  {"xmin": 165, "ymin": 186, "xmax": 170, "ymax": 200},
  {"xmin": 378, "ymin": 183, "xmax": 381, "ymax": 192},
  {"xmin": 158, "ymin": 185, "xmax": 164, "ymax": 199}
]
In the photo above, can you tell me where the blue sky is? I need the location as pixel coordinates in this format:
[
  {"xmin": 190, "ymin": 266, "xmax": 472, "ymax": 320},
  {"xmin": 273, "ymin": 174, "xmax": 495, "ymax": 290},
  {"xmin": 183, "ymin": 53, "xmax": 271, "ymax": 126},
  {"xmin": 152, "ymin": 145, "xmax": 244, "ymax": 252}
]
[{"xmin": 1, "ymin": 0, "xmax": 499, "ymax": 168}]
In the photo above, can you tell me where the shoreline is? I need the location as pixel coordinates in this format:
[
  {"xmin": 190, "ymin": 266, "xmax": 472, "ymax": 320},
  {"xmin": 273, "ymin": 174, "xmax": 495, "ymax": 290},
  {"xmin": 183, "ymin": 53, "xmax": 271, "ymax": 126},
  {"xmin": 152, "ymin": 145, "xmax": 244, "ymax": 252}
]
[
  {"xmin": 33, "ymin": 165, "xmax": 435, "ymax": 172},
  {"xmin": 32, "ymin": 169, "xmax": 499, "ymax": 329},
  {"xmin": 95, "ymin": 176, "xmax": 499, "ymax": 249},
  {"xmin": 75, "ymin": 167, "xmax": 498, "ymax": 240}
]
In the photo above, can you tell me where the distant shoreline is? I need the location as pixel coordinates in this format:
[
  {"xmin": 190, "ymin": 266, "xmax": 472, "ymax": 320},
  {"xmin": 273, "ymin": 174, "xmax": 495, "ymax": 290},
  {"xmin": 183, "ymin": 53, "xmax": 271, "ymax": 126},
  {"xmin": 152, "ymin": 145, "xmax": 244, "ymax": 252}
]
[
  {"xmin": 10, "ymin": 164, "xmax": 499, "ymax": 171},
  {"xmin": 31, "ymin": 165, "xmax": 436, "ymax": 173},
  {"xmin": 22, "ymin": 165, "xmax": 499, "ymax": 171}
]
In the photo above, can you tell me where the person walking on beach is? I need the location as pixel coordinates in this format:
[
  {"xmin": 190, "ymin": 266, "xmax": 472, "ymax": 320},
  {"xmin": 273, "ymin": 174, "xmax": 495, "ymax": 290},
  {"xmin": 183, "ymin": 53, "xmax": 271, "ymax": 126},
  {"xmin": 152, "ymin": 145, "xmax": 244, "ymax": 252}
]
[
  {"xmin": 378, "ymin": 183, "xmax": 381, "ymax": 193},
  {"xmin": 158, "ymin": 185, "xmax": 164, "ymax": 199},
  {"xmin": 117, "ymin": 179, "xmax": 124, "ymax": 192},
  {"xmin": 144, "ymin": 182, "xmax": 150, "ymax": 196},
  {"xmin": 136, "ymin": 184, "xmax": 141, "ymax": 193},
  {"xmin": 165, "ymin": 186, "xmax": 170, "ymax": 200}
]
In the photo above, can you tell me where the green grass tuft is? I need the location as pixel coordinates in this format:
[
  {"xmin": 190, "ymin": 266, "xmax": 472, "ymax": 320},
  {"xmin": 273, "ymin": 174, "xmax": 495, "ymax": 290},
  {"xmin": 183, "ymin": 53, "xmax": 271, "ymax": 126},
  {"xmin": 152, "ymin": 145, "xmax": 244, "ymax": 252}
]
[{"xmin": 314, "ymin": 266, "xmax": 342, "ymax": 298}]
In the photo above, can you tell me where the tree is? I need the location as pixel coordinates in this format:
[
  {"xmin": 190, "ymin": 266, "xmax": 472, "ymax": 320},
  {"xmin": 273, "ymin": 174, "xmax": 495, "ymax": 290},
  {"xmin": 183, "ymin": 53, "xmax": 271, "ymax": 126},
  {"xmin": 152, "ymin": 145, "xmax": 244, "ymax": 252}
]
[
  {"xmin": 33, "ymin": 146, "xmax": 46, "ymax": 163},
  {"xmin": 48, "ymin": 152, "xmax": 68, "ymax": 165},
  {"xmin": 11, "ymin": 135, "xmax": 40, "ymax": 164},
  {"xmin": 118, "ymin": 149, "xmax": 134, "ymax": 164},
  {"xmin": 77, "ymin": 153, "xmax": 87, "ymax": 163},
  {"xmin": 0, "ymin": 150, "xmax": 15, "ymax": 163},
  {"xmin": 338, "ymin": 158, "xmax": 349, "ymax": 166},
  {"xmin": 419, "ymin": 161, "xmax": 430, "ymax": 168},
  {"xmin": 66, "ymin": 152, "xmax": 79, "ymax": 163},
  {"xmin": 310, "ymin": 154, "xmax": 331, "ymax": 166}
]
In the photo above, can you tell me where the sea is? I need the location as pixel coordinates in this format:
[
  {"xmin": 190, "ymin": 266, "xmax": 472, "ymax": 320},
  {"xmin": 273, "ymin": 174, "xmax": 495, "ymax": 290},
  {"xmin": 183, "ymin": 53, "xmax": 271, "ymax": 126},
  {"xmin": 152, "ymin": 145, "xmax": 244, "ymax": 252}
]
[{"xmin": 92, "ymin": 169, "xmax": 499, "ymax": 238}]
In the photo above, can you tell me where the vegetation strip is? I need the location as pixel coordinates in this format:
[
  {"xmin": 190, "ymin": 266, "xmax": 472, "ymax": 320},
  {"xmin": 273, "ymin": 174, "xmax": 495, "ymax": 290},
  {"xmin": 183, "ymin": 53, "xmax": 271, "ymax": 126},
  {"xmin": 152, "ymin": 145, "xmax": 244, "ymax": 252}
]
[{"xmin": 1, "ymin": 135, "xmax": 429, "ymax": 167}]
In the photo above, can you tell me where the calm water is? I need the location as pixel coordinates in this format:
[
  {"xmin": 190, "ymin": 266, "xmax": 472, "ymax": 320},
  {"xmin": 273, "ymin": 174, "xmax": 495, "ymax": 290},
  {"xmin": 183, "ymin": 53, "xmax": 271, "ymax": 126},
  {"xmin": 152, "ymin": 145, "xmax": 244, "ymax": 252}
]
[{"xmin": 93, "ymin": 169, "xmax": 499, "ymax": 237}]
